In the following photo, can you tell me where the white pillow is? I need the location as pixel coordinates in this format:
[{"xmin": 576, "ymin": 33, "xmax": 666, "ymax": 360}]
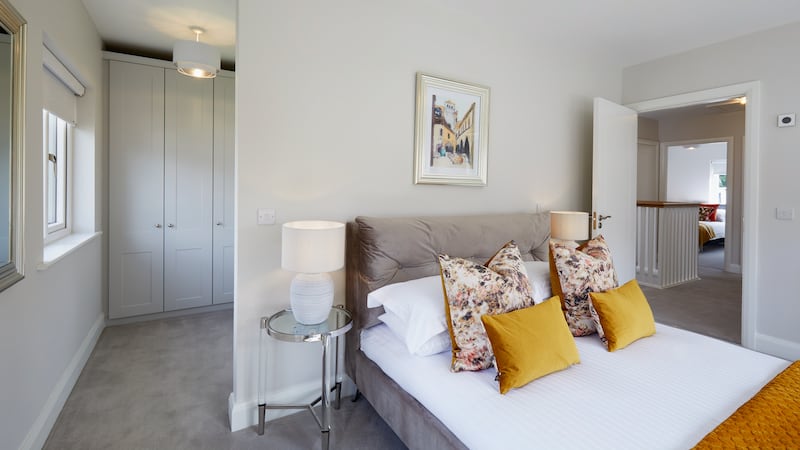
[
  {"xmin": 716, "ymin": 208, "xmax": 726, "ymax": 222},
  {"xmin": 379, "ymin": 311, "xmax": 451, "ymax": 356},
  {"xmin": 523, "ymin": 260, "xmax": 553, "ymax": 303},
  {"xmin": 367, "ymin": 275, "xmax": 448, "ymax": 353}
]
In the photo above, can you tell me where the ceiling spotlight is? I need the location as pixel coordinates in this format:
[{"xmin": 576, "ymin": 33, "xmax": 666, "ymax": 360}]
[{"xmin": 173, "ymin": 26, "xmax": 220, "ymax": 79}]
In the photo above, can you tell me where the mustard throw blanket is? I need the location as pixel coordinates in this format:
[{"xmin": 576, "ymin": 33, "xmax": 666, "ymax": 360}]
[
  {"xmin": 693, "ymin": 360, "xmax": 800, "ymax": 448},
  {"xmin": 698, "ymin": 222, "xmax": 716, "ymax": 247}
]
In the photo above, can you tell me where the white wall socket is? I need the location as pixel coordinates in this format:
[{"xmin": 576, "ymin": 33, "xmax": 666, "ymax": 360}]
[
  {"xmin": 777, "ymin": 113, "xmax": 795, "ymax": 127},
  {"xmin": 257, "ymin": 208, "xmax": 276, "ymax": 225}
]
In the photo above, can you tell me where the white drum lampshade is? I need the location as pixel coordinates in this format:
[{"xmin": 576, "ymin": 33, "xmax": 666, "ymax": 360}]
[
  {"xmin": 172, "ymin": 27, "xmax": 220, "ymax": 79},
  {"xmin": 282, "ymin": 221, "xmax": 346, "ymax": 324},
  {"xmin": 550, "ymin": 211, "xmax": 589, "ymax": 241}
]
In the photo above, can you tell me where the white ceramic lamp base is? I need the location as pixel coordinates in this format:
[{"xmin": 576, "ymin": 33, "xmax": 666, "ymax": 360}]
[{"xmin": 290, "ymin": 272, "xmax": 334, "ymax": 325}]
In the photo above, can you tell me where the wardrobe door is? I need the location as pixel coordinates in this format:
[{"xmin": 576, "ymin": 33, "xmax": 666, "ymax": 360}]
[
  {"xmin": 108, "ymin": 61, "xmax": 165, "ymax": 319},
  {"xmin": 212, "ymin": 75, "xmax": 235, "ymax": 304},
  {"xmin": 163, "ymin": 70, "xmax": 214, "ymax": 311}
]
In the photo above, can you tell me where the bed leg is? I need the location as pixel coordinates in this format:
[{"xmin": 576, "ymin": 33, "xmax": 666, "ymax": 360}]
[{"xmin": 351, "ymin": 389, "xmax": 360, "ymax": 402}]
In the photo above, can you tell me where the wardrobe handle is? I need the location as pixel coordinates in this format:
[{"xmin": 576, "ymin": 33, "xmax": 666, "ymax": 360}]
[
  {"xmin": 216, "ymin": 222, "xmax": 223, "ymax": 226},
  {"xmin": 155, "ymin": 224, "xmax": 162, "ymax": 228},
  {"xmin": 167, "ymin": 223, "xmax": 175, "ymax": 228}
]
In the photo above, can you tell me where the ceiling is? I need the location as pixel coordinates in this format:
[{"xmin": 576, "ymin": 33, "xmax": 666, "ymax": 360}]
[
  {"xmin": 78, "ymin": 0, "xmax": 800, "ymax": 73},
  {"xmin": 80, "ymin": 0, "xmax": 236, "ymax": 70}
]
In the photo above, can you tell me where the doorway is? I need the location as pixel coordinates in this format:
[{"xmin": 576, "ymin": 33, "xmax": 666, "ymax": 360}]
[{"xmin": 627, "ymin": 81, "xmax": 759, "ymax": 349}]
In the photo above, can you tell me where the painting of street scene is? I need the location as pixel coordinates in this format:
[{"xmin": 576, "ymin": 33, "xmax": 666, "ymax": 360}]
[
  {"xmin": 429, "ymin": 95, "xmax": 477, "ymax": 170},
  {"xmin": 414, "ymin": 73, "xmax": 489, "ymax": 186}
]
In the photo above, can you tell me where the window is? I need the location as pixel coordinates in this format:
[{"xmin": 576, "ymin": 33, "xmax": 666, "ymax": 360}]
[
  {"xmin": 709, "ymin": 160, "xmax": 727, "ymax": 205},
  {"xmin": 43, "ymin": 110, "xmax": 71, "ymax": 241}
]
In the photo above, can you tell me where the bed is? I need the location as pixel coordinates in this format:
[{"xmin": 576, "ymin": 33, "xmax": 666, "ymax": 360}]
[
  {"xmin": 699, "ymin": 205, "xmax": 725, "ymax": 247},
  {"xmin": 345, "ymin": 212, "xmax": 792, "ymax": 449}
]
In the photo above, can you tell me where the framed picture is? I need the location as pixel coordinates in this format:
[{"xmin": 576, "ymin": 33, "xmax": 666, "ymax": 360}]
[{"xmin": 414, "ymin": 73, "xmax": 489, "ymax": 186}]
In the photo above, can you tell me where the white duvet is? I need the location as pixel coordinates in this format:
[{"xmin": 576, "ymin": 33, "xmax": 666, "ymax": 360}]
[
  {"xmin": 701, "ymin": 220, "xmax": 726, "ymax": 239},
  {"xmin": 361, "ymin": 323, "xmax": 788, "ymax": 450}
]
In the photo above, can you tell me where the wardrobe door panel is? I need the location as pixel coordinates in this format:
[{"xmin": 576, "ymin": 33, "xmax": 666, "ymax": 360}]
[
  {"xmin": 108, "ymin": 61, "xmax": 165, "ymax": 319},
  {"xmin": 213, "ymin": 75, "xmax": 235, "ymax": 304},
  {"xmin": 163, "ymin": 70, "xmax": 214, "ymax": 311}
]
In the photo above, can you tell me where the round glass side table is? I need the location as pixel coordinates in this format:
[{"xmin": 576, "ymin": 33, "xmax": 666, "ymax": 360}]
[{"xmin": 257, "ymin": 306, "xmax": 352, "ymax": 450}]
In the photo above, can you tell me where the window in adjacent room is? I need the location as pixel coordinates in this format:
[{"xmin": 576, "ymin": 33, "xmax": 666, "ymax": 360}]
[{"xmin": 709, "ymin": 160, "xmax": 727, "ymax": 205}]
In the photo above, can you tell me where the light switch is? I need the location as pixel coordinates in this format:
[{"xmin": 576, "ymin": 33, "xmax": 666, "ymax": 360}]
[
  {"xmin": 776, "ymin": 207, "xmax": 795, "ymax": 220},
  {"xmin": 257, "ymin": 208, "xmax": 276, "ymax": 225}
]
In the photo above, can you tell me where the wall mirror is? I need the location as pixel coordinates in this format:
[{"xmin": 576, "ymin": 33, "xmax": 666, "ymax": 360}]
[{"xmin": 0, "ymin": 0, "xmax": 25, "ymax": 292}]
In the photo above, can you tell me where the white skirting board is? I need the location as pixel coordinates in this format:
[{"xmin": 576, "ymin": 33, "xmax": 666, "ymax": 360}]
[
  {"xmin": 17, "ymin": 313, "xmax": 105, "ymax": 450},
  {"xmin": 755, "ymin": 332, "xmax": 800, "ymax": 361},
  {"xmin": 228, "ymin": 377, "xmax": 357, "ymax": 432}
]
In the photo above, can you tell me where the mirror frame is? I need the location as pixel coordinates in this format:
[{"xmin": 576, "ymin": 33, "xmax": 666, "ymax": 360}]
[{"xmin": 0, "ymin": 0, "xmax": 25, "ymax": 292}]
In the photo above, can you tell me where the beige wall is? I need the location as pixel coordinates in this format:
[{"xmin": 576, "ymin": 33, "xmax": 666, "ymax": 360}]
[
  {"xmin": 0, "ymin": 1, "xmax": 104, "ymax": 449},
  {"xmin": 232, "ymin": 0, "xmax": 623, "ymax": 429},
  {"xmin": 624, "ymin": 22, "xmax": 800, "ymax": 359}
]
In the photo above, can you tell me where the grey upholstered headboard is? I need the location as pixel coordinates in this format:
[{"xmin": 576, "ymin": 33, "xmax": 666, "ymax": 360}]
[{"xmin": 345, "ymin": 212, "xmax": 550, "ymax": 382}]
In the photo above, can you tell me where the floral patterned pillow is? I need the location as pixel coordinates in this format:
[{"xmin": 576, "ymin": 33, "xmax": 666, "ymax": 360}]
[
  {"xmin": 699, "ymin": 204, "xmax": 719, "ymax": 221},
  {"xmin": 438, "ymin": 241, "xmax": 534, "ymax": 372},
  {"xmin": 550, "ymin": 235, "xmax": 618, "ymax": 336}
]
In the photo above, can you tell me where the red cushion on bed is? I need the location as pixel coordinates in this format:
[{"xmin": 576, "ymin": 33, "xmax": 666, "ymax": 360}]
[{"xmin": 699, "ymin": 204, "xmax": 719, "ymax": 222}]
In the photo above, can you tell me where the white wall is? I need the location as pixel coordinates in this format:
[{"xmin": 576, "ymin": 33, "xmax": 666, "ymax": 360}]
[
  {"xmin": 624, "ymin": 22, "xmax": 800, "ymax": 360},
  {"xmin": 665, "ymin": 142, "xmax": 727, "ymax": 202},
  {"xmin": 231, "ymin": 0, "xmax": 624, "ymax": 430},
  {"xmin": 0, "ymin": 1, "xmax": 104, "ymax": 449}
]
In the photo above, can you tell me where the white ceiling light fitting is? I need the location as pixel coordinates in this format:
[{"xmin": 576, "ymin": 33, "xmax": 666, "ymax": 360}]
[{"xmin": 173, "ymin": 26, "xmax": 220, "ymax": 79}]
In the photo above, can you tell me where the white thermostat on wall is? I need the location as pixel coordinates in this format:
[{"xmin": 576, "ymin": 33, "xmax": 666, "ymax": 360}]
[{"xmin": 777, "ymin": 113, "xmax": 795, "ymax": 127}]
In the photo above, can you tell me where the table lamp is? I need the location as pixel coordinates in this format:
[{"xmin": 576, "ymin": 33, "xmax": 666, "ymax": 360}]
[
  {"xmin": 281, "ymin": 220, "xmax": 346, "ymax": 324},
  {"xmin": 550, "ymin": 211, "xmax": 589, "ymax": 242}
]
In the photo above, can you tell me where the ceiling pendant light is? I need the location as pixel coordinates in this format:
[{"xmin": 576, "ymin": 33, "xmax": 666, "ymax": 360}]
[{"xmin": 173, "ymin": 27, "xmax": 220, "ymax": 79}]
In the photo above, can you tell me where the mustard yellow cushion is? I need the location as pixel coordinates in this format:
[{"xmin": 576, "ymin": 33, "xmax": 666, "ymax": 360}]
[
  {"xmin": 481, "ymin": 296, "xmax": 580, "ymax": 394},
  {"xmin": 589, "ymin": 279, "xmax": 656, "ymax": 351}
]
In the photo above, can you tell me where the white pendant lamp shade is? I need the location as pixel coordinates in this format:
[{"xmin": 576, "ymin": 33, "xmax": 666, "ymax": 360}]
[
  {"xmin": 173, "ymin": 27, "xmax": 220, "ymax": 79},
  {"xmin": 550, "ymin": 211, "xmax": 589, "ymax": 241},
  {"xmin": 282, "ymin": 221, "xmax": 346, "ymax": 324}
]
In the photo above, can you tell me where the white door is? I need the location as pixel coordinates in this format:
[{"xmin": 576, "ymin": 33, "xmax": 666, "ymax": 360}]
[
  {"xmin": 108, "ymin": 61, "xmax": 166, "ymax": 319},
  {"xmin": 163, "ymin": 70, "xmax": 214, "ymax": 311},
  {"xmin": 592, "ymin": 98, "xmax": 638, "ymax": 283},
  {"xmin": 212, "ymin": 75, "xmax": 235, "ymax": 304}
]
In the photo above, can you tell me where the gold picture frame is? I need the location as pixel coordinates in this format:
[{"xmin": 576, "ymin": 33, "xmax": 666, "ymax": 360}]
[{"xmin": 413, "ymin": 73, "xmax": 489, "ymax": 186}]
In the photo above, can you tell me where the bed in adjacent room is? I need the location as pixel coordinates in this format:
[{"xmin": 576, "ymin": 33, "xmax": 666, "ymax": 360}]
[
  {"xmin": 699, "ymin": 204, "xmax": 726, "ymax": 247},
  {"xmin": 345, "ymin": 213, "xmax": 793, "ymax": 450}
]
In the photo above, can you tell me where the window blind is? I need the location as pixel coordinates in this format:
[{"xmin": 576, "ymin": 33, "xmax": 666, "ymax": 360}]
[{"xmin": 42, "ymin": 46, "xmax": 84, "ymax": 125}]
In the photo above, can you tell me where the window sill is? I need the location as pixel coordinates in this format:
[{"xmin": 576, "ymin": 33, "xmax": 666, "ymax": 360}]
[{"xmin": 39, "ymin": 231, "xmax": 102, "ymax": 270}]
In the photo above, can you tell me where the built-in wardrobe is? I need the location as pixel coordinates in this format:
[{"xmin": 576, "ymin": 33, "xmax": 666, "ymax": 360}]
[{"xmin": 107, "ymin": 53, "xmax": 234, "ymax": 319}]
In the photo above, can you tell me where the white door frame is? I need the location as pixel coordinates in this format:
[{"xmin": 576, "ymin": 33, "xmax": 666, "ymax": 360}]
[
  {"xmin": 661, "ymin": 136, "xmax": 738, "ymax": 273},
  {"xmin": 626, "ymin": 81, "xmax": 760, "ymax": 350}
]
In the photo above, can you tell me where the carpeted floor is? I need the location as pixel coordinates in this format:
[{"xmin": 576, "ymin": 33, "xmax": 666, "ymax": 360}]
[
  {"xmin": 43, "ymin": 311, "xmax": 406, "ymax": 450},
  {"xmin": 45, "ymin": 246, "xmax": 741, "ymax": 449}
]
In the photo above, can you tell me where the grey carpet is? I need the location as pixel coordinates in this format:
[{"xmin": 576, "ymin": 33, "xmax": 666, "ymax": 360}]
[
  {"xmin": 45, "ymin": 250, "xmax": 740, "ymax": 449},
  {"xmin": 642, "ymin": 244, "xmax": 742, "ymax": 344},
  {"xmin": 43, "ymin": 310, "xmax": 406, "ymax": 450}
]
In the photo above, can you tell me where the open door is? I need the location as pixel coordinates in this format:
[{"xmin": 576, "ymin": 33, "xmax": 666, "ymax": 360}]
[{"xmin": 592, "ymin": 98, "xmax": 638, "ymax": 283}]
